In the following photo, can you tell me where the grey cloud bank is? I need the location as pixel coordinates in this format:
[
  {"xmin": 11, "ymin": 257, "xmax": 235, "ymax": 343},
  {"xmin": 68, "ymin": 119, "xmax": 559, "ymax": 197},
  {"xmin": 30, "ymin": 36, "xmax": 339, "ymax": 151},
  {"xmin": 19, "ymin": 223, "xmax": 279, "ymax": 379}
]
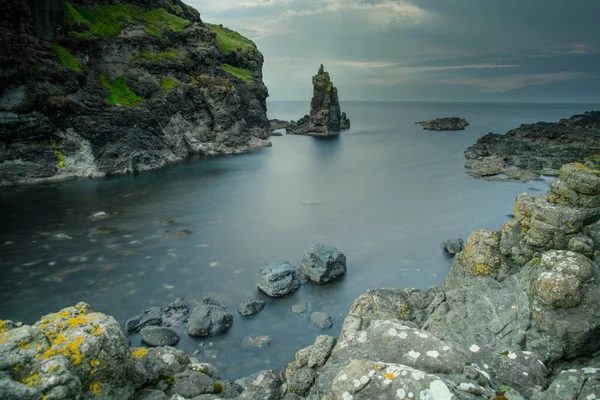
[{"xmin": 191, "ymin": 0, "xmax": 600, "ymax": 102}]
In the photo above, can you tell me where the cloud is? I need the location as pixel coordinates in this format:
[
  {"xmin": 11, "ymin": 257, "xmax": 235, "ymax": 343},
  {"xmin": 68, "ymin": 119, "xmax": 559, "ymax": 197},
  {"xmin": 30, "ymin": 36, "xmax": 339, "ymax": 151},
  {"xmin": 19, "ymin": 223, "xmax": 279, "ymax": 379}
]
[{"xmin": 442, "ymin": 72, "xmax": 586, "ymax": 93}]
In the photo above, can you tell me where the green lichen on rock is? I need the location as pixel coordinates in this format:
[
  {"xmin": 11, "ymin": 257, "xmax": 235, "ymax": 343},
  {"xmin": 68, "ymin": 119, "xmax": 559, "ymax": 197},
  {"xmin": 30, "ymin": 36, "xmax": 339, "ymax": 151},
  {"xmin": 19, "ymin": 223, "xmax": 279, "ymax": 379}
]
[
  {"xmin": 52, "ymin": 43, "xmax": 82, "ymax": 72},
  {"xmin": 97, "ymin": 75, "xmax": 144, "ymax": 107},
  {"xmin": 47, "ymin": 139, "xmax": 65, "ymax": 168},
  {"xmin": 133, "ymin": 49, "xmax": 180, "ymax": 63},
  {"xmin": 61, "ymin": 2, "xmax": 191, "ymax": 39},
  {"xmin": 205, "ymin": 23, "xmax": 255, "ymax": 53},
  {"xmin": 222, "ymin": 64, "xmax": 253, "ymax": 84},
  {"xmin": 160, "ymin": 77, "xmax": 178, "ymax": 95}
]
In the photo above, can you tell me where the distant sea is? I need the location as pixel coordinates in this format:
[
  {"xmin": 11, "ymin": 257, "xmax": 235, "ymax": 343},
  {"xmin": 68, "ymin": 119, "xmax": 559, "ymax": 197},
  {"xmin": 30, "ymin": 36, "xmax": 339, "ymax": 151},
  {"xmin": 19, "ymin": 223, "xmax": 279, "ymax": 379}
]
[{"xmin": 0, "ymin": 101, "xmax": 598, "ymax": 378}]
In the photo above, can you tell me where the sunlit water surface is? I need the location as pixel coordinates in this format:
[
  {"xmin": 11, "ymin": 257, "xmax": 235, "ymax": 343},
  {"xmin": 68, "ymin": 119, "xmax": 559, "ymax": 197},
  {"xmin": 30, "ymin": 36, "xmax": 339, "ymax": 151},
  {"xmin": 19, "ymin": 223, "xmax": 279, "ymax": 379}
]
[{"xmin": 1, "ymin": 101, "xmax": 598, "ymax": 378}]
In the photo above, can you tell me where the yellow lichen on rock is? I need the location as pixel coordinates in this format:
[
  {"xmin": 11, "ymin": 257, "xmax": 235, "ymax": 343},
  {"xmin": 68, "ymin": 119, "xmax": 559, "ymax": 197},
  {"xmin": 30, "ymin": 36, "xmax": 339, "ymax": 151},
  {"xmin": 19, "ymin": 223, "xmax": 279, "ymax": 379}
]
[
  {"xmin": 131, "ymin": 348, "xmax": 149, "ymax": 359},
  {"xmin": 21, "ymin": 373, "xmax": 41, "ymax": 387},
  {"xmin": 89, "ymin": 380, "xmax": 100, "ymax": 395}
]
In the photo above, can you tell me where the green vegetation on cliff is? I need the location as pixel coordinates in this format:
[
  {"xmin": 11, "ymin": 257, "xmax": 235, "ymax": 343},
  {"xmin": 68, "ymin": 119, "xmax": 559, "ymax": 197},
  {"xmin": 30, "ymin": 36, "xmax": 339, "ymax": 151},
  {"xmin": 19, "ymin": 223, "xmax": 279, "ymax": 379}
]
[
  {"xmin": 205, "ymin": 23, "xmax": 255, "ymax": 53},
  {"xmin": 133, "ymin": 49, "xmax": 180, "ymax": 63},
  {"xmin": 160, "ymin": 78, "xmax": 178, "ymax": 95},
  {"xmin": 97, "ymin": 74, "xmax": 144, "ymax": 107},
  {"xmin": 61, "ymin": 2, "xmax": 190, "ymax": 39},
  {"xmin": 222, "ymin": 64, "xmax": 254, "ymax": 84},
  {"xmin": 52, "ymin": 43, "xmax": 82, "ymax": 72}
]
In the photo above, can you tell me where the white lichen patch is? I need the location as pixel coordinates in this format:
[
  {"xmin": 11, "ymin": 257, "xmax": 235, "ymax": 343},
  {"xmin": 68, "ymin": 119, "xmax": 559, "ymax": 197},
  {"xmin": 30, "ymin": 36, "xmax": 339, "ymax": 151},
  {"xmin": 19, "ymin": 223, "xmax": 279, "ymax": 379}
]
[
  {"xmin": 469, "ymin": 344, "xmax": 480, "ymax": 353},
  {"xmin": 353, "ymin": 379, "xmax": 361, "ymax": 388},
  {"xmin": 368, "ymin": 370, "xmax": 376, "ymax": 377},
  {"xmin": 583, "ymin": 367, "xmax": 599, "ymax": 374},
  {"xmin": 523, "ymin": 372, "xmax": 528, "ymax": 376},
  {"xmin": 507, "ymin": 351, "xmax": 517, "ymax": 359},
  {"xmin": 429, "ymin": 379, "xmax": 454, "ymax": 399},
  {"xmin": 358, "ymin": 331, "xmax": 368, "ymax": 343},
  {"xmin": 162, "ymin": 353, "xmax": 176, "ymax": 365},
  {"xmin": 342, "ymin": 391, "xmax": 353, "ymax": 400},
  {"xmin": 442, "ymin": 346, "xmax": 451, "ymax": 352},
  {"xmin": 387, "ymin": 328, "xmax": 399, "ymax": 336},
  {"xmin": 360, "ymin": 376, "xmax": 369, "ymax": 384},
  {"xmin": 411, "ymin": 371, "xmax": 425, "ymax": 381},
  {"xmin": 398, "ymin": 332, "xmax": 408, "ymax": 339},
  {"xmin": 408, "ymin": 350, "xmax": 421, "ymax": 359},
  {"xmin": 396, "ymin": 388, "xmax": 406, "ymax": 398},
  {"xmin": 426, "ymin": 350, "xmax": 440, "ymax": 358},
  {"xmin": 339, "ymin": 374, "xmax": 348, "ymax": 381}
]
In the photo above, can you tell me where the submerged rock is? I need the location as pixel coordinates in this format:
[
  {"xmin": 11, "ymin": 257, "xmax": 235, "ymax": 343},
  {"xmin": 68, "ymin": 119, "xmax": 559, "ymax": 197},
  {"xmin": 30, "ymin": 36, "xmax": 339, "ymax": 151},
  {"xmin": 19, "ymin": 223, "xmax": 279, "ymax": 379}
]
[
  {"xmin": 242, "ymin": 335, "xmax": 272, "ymax": 348},
  {"xmin": 310, "ymin": 312, "xmax": 333, "ymax": 329},
  {"xmin": 287, "ymin": 65, "xmax": 350, "ymax": 136},
  {"xmin": 140, "ymin": 326, "xmax": 180, "ymax": 347},
  {"xmin": 416, "ymin": 117, "xmax": 470, "ymax": 131},
  {"xmin": 300, "ymin": 244, "xmax": 347, "ymax": 284},
  {"xmin": 257, "ymin": 260, "xmax": 301, "ymax": 297}
]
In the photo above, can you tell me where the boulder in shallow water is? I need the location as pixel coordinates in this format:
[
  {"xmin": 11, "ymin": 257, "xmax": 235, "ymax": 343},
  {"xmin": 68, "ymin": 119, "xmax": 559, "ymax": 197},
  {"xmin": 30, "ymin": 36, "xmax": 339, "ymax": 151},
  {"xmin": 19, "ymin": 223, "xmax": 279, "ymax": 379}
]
[
  {"xmin": 257, "ymin": 260, "xmax": 301, "ymax": 297},
  {"xmin": 187, "ymin": 299, "xmax": 233, "ymax": 338},
  {"xmin": 140, "ymin": 326, "xmax": 180, "ymax": 347},
  {"xmin": 300, "ymin": 244, "xmax": 347, "ymax": 284},
  {"xmin": 238, "ymin": 299, "xmax": 266, "ymax": 316},
  {"xmin": 126, "ymin": 306, "xmax": 162, "ymax": 333},
  {"xmin": 443, "ymin": 238, "xmax": 464, "ymax": 255},
  {"xmin": 310, "ymin": 312, "xmax": 333, "ymax": 329}
]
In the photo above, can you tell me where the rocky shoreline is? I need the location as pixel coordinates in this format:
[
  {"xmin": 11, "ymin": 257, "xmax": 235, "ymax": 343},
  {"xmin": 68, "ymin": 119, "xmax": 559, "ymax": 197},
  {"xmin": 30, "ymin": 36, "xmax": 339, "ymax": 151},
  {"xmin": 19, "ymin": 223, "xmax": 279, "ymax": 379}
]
[
  {"xmin": 465, "ymin": 111, "xmax": 600, "ymax": 181},
  {"xmin": 2, "ymin": 161, "xmax": 599, "ymax": 399},
  {"xmin": 416, "ymin": 118, "xmax": 469, "ymax": 131}
]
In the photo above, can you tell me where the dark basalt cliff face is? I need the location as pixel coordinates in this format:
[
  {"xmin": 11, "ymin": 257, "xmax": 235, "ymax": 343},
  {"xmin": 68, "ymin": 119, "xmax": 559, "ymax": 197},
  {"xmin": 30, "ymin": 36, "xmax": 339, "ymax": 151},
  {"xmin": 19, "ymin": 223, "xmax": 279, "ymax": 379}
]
[{"xmin": 0, "ymin": 0, "xmax": 270, "ymax": 185}]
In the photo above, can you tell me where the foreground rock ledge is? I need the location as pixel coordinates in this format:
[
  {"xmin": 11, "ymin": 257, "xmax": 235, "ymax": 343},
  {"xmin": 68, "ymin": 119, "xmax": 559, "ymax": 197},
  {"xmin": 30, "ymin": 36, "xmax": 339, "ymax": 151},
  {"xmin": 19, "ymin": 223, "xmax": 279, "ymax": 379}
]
[{"xmin": 2, "ymin": 163, "xmax": 600, "ymax": 399}]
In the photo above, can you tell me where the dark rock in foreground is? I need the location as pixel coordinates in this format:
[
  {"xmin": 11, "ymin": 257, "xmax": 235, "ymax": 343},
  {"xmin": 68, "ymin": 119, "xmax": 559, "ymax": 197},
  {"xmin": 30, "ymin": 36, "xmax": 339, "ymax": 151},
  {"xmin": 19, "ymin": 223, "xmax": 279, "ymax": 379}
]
[
  {"xmin": 187, "ymin": 297, "xmax": 233, "ymax": 337},
  {"xmin": 257, "ymin": 260, "xmax": 302, "ymax": 297},
  {"xmin": 300, "ymin": 244, "xmax": 347, "ymax": 284},
  {"xmin": 465, "ymin": 111, "xmax": 600, "ymax": 181},
  {"xmin": 140, "ymin": 326, "xmax": 180, "ymax": 347},
  {"xmin": 416, "ymin": 117, "xmax": 469, "ymax": 131},
  {"xmin": 287, "ymin": 65, "xmax": 350, "ymax": 136}
]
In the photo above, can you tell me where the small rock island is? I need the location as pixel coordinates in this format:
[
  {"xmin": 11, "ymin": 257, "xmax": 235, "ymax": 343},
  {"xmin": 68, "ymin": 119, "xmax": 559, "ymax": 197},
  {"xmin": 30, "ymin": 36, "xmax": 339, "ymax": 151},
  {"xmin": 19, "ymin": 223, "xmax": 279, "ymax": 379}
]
[
  {"xmin": 286, "ymin": 65, "xmax": 350, "ymax": 136},
  {"xmin": 416, "ymin": 117, "xmax": 470, "ymax": 131}
]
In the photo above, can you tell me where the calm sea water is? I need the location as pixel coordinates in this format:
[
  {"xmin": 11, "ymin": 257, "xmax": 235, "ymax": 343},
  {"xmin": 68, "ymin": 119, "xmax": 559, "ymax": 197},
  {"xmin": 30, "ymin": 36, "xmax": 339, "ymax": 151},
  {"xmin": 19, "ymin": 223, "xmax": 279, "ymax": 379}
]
[{"xmin": 1, "ymin": 101, "xmax": 598, "ymax": 378}]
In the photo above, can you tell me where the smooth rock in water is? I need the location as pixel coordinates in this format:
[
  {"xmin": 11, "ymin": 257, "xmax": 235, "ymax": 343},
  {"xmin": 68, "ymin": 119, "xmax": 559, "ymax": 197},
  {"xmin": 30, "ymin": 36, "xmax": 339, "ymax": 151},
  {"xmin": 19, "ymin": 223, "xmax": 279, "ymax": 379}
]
[
  {"xmin": 238, "ymin": 299, "xmax": 266, "ymax": 316},
  {"xmin": 300, "ymin": 244, "xmax": 347, "ymax": 284},
  {"xmin": 126, "ymin": 306, "xmax": 163, "ymax": 333},
  {"xmin": 416, "ymin": 117, "xmax": 470, "ymax": 131},
  {"xmin": 242, "ymin": 335, "xmax": 272, "ymax": 348},
  {"xmin": 310, "ymin": 312, "xmax": 333, "ymax": 329},
  {"xmin": 257, "ymin": 260, "xmax": 301, "ymax": 297},
  {"xmin": 187, "ymin": 300, "xmax": 233, "ymax": 337},
  {"xmin": 443, "ymin": 238, "xmax": 464, "ymax": 255},
  {"xmin": 291, "ymin": 303, "xmax": 308, "ymax": 314},
  {"xmin": 140, "ymin": 326, "xmax": 180, "ymax": 347}
]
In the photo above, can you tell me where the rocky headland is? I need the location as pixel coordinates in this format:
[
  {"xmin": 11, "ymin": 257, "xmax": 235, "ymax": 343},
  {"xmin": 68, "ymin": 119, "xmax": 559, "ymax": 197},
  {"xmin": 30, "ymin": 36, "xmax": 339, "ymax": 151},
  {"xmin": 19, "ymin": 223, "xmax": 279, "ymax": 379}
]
[
  {"xmin": 0, "ymin": 0, "xmax": 271, "ymax": 186},
  {"xmin": 286, "ymin": 65, "xmax": 350, "ymax": 136},
  {"xmin": 465, "ymin": 111, "xmax": 600, "ymax": 181},
  {"xmin": 2, "ymin": 161, "xmax": 600, "ymax": 399},
  {"xmin": 416, "ymin": 118, "xmax": 470, "ymax": 131}
]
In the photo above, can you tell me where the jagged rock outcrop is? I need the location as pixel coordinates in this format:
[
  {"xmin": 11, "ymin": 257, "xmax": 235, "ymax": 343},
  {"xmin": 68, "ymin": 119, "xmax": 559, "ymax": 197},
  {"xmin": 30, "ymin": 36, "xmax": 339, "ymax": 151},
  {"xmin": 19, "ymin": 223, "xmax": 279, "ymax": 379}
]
[
  {"xmin": 416, "ymin": 117, "xmax": 469, "ymax": 131},
  {"xmin": 0, "ymin": 0, "xmax": 270, "ymax": 185},
  {"xmin": 287, "ymin": 65, "xmax": 350, "ymax": 136},
  {"xmin": 465, "ymin": 111, "xmax": 600, "ymax": 181}
]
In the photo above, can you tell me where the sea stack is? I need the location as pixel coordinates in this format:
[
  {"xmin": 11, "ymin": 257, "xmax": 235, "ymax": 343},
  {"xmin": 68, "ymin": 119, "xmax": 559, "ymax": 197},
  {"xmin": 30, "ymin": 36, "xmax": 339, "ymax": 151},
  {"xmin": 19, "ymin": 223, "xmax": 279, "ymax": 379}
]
[{"xmin": 288, "ymin": 65, "xmax": 350, "ymax": 136}]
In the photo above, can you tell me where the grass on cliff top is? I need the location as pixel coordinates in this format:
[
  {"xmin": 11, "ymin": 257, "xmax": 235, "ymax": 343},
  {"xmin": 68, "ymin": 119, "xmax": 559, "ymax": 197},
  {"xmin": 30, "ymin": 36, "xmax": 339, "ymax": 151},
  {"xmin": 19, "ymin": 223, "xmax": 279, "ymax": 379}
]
[
  {"xmin": 52, "ymin": 43, "xmax": 82, "ymax": 72},
  {"xmin": 133, "ymin": 49, "xmax": 180, "ymax": 62},
  {"xmin": 61, "ymin": 2, "xmax": 191, "ymax": 39},
  {"xmin": 96, "ymin": 73, "xmax": 144, "ymax": 107},
  {"xmin": 222, "ymin": 64, "xmax": 254, "ymax": 84},
  {"xmin": 160, "ymin": 77, "xmax": 178, "ymax": 95},
  {"xmin": 205, "ymin": 23, "xmax": 255, "ymax": 53}
]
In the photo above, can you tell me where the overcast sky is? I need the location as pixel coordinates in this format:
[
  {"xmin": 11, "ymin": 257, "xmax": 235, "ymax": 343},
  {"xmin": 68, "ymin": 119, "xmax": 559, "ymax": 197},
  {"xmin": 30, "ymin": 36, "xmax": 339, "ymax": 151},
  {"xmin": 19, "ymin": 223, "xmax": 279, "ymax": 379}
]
[{"xmin": 189, "ymin": 0, "xmax": 600, "ymax": 102}]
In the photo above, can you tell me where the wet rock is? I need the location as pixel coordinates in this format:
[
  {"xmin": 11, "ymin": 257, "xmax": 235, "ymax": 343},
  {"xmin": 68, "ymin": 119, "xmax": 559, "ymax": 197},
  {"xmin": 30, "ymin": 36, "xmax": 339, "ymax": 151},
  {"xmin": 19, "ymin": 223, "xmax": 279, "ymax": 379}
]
[
  {"xmin": 126, "ymin": 307, "xmax": 163, "ymax": 333},
  {"xmin": 310, "ymin": 312, "xmax": 333, "ymax": 329},
  {"xmin": 300, "ymin": 244, "xmax": 347, "ymax": 284},
  {"xmin": 443, "ymin": 238, "xmax": 464, "ymax": 255},
  {"xmin": 134, "ymin": 389, "xmax": 170, "ymax": 400},
  {"xmin": 238, "ymin": 299, "xmax": 266, "ymax": 316},
  {"xmin": 187, "ymin": 300, "xmax": 233, "ymax": 338},
  {"xmin": 242, "ymin": 335, "xmax": 272, "ymax": 348},
  {"xmin": 140, "ymin": 326, "xmax": 180, "ymax": 347},
  {"xmin": 416, "ymin": 117, "xmax": 470, "ymax": 131},
  {"xmin": 257, "ymin": 260, "xmax": 301, "ymax": 297}
]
